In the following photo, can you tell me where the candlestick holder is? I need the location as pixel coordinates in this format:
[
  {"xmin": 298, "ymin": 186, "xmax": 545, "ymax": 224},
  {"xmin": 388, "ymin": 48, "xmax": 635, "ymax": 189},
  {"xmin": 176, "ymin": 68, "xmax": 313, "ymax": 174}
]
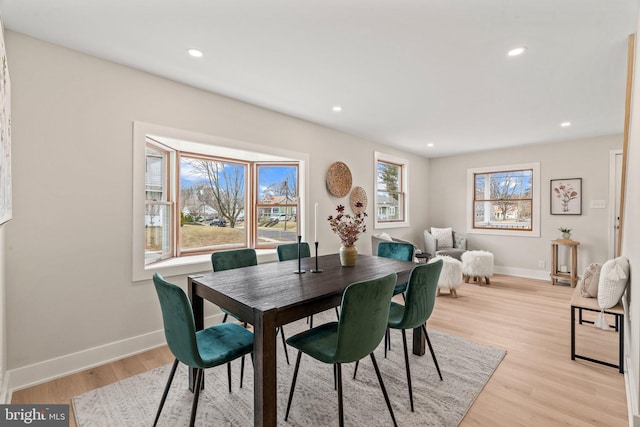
[
  {"xmin": 310, "ymin": 241, "xmax": 323, "ymax": 273},
  {"xmin": 294, "ymin": 235, "xmax": 306, "ymax": 274}
]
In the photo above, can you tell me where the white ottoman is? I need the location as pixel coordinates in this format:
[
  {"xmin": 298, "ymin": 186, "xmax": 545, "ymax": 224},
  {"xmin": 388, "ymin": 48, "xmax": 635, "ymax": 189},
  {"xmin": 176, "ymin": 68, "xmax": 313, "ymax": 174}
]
[
  {"xmin": 462, "ymin": 250, "xmax": 494, "ymax": 285},
  {"xmin": 429, "ymin": 255, "xmax": 463, "ymax": 298}
]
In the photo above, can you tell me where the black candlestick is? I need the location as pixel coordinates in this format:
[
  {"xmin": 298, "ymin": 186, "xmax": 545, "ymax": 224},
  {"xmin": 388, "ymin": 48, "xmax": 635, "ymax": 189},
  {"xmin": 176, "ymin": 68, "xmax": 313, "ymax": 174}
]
[
  {"xmin": 310, "ymin": 241, "xmax": 323, "ymax": 273},
  {"xmin": 294, "ymin": 235, "xmax": 305, "ymax": 274}
]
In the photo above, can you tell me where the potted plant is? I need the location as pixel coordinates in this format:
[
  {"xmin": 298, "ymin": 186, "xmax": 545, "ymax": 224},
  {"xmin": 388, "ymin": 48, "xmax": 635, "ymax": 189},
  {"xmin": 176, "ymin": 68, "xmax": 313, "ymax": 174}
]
[
  {"xmin": 559, "ymin": 227, "xmax": 572, "ymax": 240},
  {"xmin": 328, "ymin": 203, "xmax": 367, "ymax": 266}
]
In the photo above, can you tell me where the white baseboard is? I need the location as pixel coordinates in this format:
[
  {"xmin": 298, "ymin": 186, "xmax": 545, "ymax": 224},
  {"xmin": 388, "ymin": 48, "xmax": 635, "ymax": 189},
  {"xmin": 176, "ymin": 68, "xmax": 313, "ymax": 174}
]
[
  {"xmin": 494, "ymin": 265, "xmax": 550, "ymax": 281},
  {"xmin": 6, "ymin": 312, "xmax": 223, "ymax": 393}
]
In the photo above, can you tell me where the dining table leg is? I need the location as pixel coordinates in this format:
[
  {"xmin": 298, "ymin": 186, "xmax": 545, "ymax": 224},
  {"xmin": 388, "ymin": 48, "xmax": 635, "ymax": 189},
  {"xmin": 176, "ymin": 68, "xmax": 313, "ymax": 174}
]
[
  {"xmin": 412, "ymin": 326, "xmax": 425, "ymax": 356},
  {"xmin": 254, "ymin": 307, "xmax": 278, "ymax": 427}
]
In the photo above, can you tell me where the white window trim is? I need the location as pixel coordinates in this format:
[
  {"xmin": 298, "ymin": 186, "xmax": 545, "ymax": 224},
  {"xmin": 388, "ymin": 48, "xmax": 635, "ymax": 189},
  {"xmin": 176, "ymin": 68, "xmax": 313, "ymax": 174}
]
[
  {"xmin": 132, "ymin": 121, "xmax": 309, "ymax": 281},
  {"xmin": 374, "ymin": 151, "xmax": 409, "ymax": 229},
  {"xmin": 466, "ymin": 162, "xmax": 540, "ymax": 237}
]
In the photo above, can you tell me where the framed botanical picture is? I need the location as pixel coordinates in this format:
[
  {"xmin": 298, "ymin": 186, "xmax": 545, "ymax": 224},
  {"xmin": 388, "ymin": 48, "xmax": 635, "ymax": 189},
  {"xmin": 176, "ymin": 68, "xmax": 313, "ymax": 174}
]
[{"xmin": 551, "ymin": 178, "xmax": 582, "ymax": 215}]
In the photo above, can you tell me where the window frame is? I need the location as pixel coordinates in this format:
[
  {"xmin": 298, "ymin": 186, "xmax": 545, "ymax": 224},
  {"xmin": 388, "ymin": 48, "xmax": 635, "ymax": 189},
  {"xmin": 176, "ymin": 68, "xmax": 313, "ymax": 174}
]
[
  {"xmin": 466, "ymin": 162, "xmax": 540, "ymax": 237},
  {"xmin": 133, "ymin": 122, "xmax": 309, "ymax": 281},
  {"xmin": 374, "ymin": 151, "xmax": 409, "ymax": 229}
]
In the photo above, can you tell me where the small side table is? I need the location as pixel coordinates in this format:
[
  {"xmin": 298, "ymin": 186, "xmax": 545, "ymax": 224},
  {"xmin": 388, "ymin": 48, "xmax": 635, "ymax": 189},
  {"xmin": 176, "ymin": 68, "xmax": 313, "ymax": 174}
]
[
  {"xmin": 415, "ymin": 253, "xmax": 430, "ymax": 264},
  {"xmin": 551, "ymin": 239, "xmax": 580, "ymax": 287}
]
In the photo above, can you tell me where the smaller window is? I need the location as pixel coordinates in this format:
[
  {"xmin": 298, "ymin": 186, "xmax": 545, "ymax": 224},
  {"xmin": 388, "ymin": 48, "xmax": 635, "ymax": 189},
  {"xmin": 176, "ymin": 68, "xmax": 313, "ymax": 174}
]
[
  {"xmin": 375, "ymin": 152, "xmax": 409, "ymax": 229},
  {"xmin": 467, "ymin": 162, "xmax": 540, "ymax": 237},
  {"xmin": 145, "ymin": 143, "xmax": 173, "ymax": 264}
]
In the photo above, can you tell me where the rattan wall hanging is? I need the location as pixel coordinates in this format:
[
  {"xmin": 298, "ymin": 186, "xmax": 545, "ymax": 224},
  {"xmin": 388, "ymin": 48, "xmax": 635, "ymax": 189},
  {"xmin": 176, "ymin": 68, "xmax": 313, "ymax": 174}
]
[
  {"xmin": 350, "ymin": 186, "xmax": 367, "ymax": 214},
  {"xmin": 326, "ymin": 161, "xmax": 352, "ymax": 198}
]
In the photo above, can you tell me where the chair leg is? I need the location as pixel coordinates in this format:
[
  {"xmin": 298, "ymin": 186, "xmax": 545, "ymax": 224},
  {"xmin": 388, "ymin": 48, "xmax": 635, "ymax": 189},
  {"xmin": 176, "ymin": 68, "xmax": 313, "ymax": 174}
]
[
  {"xmin": 352, "ymin": 360, "xmax": 359, "ymax": 379},
  {"xmin": 335, "ymin": 307, "xmax": 340, "ymax": 320},
  {"xmin": 227, "ymin": 362, "xmax": 232, "ymax": 393},
  {"xmin": 369, "ymin": 353, "xmax": 398, "ymax": 427},
  {"xmin": 222, "ymin": 313, "xmax": 228, "ymax": 323},
  {"xmin": 153, "ymin": 358, "xmax": 179, "ymax": 427},
  {"xmin": 422, "ymin": 324, "xmax": 443, "ymax": 381},
  {"xmin": 384, "ymin": 328, "xmax": 389, "ymax": 358},
  {"xmin": 240, "ymin": 355, "xmax": 245, "ymax": 388},
  {"xmin": 285, "ymin": 351, "xmax": 303, "ymax": 421},
  {"xmin": 189, "ymin": 368, "xmax": 204, "ymax": 427},
  {"xmin": 336, "ymin": 363, "xmax": 344, "ymax": 427},
  {"xmin": 401, "ymin": 329, "xmax": 414, "ymax": 411},
  {"xmin": 280, "ymin": 326, "xmax": 290, "ymax": 365}
]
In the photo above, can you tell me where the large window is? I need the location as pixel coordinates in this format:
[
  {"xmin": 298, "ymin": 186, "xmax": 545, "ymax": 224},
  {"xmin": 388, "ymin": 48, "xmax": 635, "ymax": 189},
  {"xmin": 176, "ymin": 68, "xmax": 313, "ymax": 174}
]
[
  {"xmin": 374, "ymin": 151, "xmax": 409, "ymax": 229},
  {"xmin": 467, "ymin": 162, "xmax": 540, "ymax": 237},
  {"xmin": 133, "ymin": 122, "xmax": 307, "ymax": 280}
]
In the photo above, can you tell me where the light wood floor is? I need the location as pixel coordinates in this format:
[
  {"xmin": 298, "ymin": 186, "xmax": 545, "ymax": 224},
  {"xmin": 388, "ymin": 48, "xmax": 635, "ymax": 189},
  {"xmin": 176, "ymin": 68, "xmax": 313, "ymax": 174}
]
[{"xmin": 11, "ymin": 274, "xmax": 627, "ymax": 426}]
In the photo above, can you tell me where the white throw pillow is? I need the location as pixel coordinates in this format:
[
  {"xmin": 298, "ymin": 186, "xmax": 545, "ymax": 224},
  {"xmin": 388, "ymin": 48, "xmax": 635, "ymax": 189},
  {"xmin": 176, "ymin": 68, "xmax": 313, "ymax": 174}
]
[
  {"xmin": 578, "ymin": 263, "xmax": 601, "ymax": 298},
  {"xmin": 597, "ymin": 256, "xmax": 630, "ymax": 309},
  {"xmin": 431, "ymin": 227, "xmax": 453, "ymax": 249},
  {"xmin": 377, "ymin": 232, "xmax": 393, "ymax": 241}
]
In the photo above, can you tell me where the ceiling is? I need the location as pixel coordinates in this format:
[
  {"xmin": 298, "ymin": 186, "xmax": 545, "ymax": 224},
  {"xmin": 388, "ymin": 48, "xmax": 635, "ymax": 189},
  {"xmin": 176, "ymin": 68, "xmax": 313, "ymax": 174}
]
[{"xmin": 0, "ymin": 0, "xmax": 638, "ymax": 158}]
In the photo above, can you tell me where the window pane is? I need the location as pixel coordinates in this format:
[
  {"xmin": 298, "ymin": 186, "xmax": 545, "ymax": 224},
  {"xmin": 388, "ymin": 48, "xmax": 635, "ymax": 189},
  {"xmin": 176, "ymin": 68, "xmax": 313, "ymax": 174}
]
[
  {"xmin": 256, "ymin": 165, "xmax": 299, "ymax": 245},
  {"xmin": 179, "ymin": 157, "xmax": 247, "ymax": 251},
  {"xmin": 474, "ymin": 200, "xmax": 532, "ymax": 230},
  {"xmin": 475, "ymin": 170, "xmax": 532, "ymax": 201},
  {"xmin": 145, "ymin": 203, "xmax": 171, "ymax": 264},
  {"xmin": 376, "ymin": 160, "xmax": 404, "ymax": 223}
]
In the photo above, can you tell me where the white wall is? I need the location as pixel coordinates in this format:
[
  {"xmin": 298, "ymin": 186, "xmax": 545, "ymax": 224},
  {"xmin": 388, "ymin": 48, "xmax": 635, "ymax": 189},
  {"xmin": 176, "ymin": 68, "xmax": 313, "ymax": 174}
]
[
  {"xmin": 3, "ymin": 31, "xmax": 431, "ymax": 389},
  {"xmin": 428, "ymin": 135, "xmax": 622, "ymax": 278},
  {"xmin": 0, "ymin": 227, "xmax": 6, "ymax": 402}
]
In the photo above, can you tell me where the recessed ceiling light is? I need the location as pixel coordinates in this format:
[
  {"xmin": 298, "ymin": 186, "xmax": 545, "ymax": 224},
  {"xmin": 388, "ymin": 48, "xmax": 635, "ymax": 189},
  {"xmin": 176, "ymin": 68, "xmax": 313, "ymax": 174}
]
[
  {"xmin": 507, "ymin": 46, "xmax": 527, "ymax": 57},
  {"xmin": 187, "ymin": 48, "xmax": 204, "ymax": 58},
  {"xmin": 427, "ymin": 143, "xmax": 434, "ymax": 147},
  {"xmin": 560, "ymin": 121, "xmax": 572, "ymax": 127},
  {"xmin": 332, "ymin": 105, "xmax": 343, "ymax": 112}
]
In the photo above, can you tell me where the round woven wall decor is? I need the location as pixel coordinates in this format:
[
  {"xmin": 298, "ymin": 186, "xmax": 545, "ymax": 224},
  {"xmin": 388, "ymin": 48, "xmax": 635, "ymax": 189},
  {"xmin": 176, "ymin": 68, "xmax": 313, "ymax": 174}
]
[
  {"xmin": 350, "ymin": 186, "xmax": 367, "ymax": 214},
  {"xmin": 326, "ymin": 161, "xmax": 352, "ymax": 198}
]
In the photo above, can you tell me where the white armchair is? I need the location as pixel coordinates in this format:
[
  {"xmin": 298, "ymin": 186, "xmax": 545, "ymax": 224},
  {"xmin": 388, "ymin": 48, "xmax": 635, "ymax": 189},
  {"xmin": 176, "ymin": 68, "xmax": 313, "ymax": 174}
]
[{"xmin": 424, "ymin": 228, "xmax": 467, "ymax": 260}]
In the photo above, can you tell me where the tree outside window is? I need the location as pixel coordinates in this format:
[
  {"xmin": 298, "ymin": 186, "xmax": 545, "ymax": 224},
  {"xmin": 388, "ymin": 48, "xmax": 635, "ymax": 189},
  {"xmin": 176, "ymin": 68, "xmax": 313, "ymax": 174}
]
[{"xmin": 473, "ymin": 169, "xmax": 533, "ymax": 231}]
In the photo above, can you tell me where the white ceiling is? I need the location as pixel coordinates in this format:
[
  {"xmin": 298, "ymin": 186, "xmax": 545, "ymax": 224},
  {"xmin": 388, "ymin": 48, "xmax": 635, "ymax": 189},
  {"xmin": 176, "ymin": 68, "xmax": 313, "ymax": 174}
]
[{"xmin": 0, "ymin": 0, "xmax": 638, "ymax": 158}]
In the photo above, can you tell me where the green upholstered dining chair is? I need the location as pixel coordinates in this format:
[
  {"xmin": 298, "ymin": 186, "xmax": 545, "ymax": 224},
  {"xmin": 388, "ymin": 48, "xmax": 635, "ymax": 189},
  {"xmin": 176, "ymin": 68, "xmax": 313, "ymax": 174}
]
[
  {"xmin": 277, "ymin": 242, "xmax": 339, "ymax": 328},
  {"xmin": 376, "ymin": 241, "xmax": 414, "ymax": 298},
  {"xmin": 387, "ymin": 260, "xmax": 443, "ymax": 412},
  {"xmin": 211, "ymin": 248, "xmax": 290, "ymax": 368},
  {"xmin": 152, "ymin": 273, "xmax": 254, "ymax": 427},
  {"xmin": 276, "ymin": 242, "xmax": 311, "ymax": 261},
  {"xmin": 284, "ymin": 273, "xmax": 399, "ymax": 427}
]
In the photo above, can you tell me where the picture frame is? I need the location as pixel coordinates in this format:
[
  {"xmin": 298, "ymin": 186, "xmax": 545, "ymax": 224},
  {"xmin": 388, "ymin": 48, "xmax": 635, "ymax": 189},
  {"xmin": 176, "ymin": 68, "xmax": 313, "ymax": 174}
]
[{"xmin": 550, "ymin": 178, "xmax": 582, "ymax": 215}]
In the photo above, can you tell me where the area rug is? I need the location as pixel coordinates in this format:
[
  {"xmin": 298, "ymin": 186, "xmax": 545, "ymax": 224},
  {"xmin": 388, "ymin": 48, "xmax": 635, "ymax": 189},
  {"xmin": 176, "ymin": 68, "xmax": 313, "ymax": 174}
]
[{"xmin": 73, "ymin": 317, "xmax": 505, "ymax": 426}]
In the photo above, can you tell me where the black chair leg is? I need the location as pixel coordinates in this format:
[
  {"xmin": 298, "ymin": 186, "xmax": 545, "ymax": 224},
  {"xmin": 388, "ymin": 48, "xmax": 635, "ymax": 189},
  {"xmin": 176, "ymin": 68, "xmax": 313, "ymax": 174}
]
[
  {"xmin": 153, "ymin": 358, "xmax": 179, "ymax": 427},
  {"xmin": 240, "ymin": 355, "xmax": 245, "ymax": 388},
  {"xmin": 370, "ymin": 353, "xmax": 398, "ymax": 427},
  {"xmin": 227, "ymin": 362, "xmax": 232, "ymax": 393},
  {"xmin": 189, "ymin": 368, "xmax": 203, "ymax": 427},
  {"xmin": 352, "ymin": 360, "xmax": 359, "ymax": 379},
  {"xmin": 337, "ymin": 363, "xmax": 344, "ymax": 427},
  {"xmin": 422, "ymin": 324, "xmax": 443, "ymax": 381},
  {"xmin": 222, "ymin": 313, "xmax": 228, "ymax": 323},
  {"xmin": 335, "ymin": 307, "xmax": 340, "ymax": 320},
  {"xmin": 280, "ymin": 326, "xmax": 290, "ymax": 365},
  {"xmin": 401, "ymin": 329, "xmax": 414, "ymax": 411},
  {"xmin": 285, "ymin": 351, "xmax": 303, "ymax": 421}
]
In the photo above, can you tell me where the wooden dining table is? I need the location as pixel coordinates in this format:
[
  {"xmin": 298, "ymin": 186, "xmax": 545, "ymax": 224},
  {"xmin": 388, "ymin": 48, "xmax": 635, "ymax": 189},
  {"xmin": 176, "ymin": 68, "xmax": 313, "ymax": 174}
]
[{"xmin": 188, "ymin": 253, "xmax": 422, "ymax": 427}]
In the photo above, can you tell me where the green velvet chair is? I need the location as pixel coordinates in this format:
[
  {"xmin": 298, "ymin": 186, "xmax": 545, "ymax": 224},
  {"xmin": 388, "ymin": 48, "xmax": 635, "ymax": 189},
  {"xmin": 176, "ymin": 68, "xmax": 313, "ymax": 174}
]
[
  {"xmin": 376, "ymin": 241, "xmax": 414, "ymax": 297},
  {"xmin": 276, "ymin": 242, "xmax": 311, "ymax": 261},
  {"xmin": 284, "ymin": 273, "xmax": 398, "ymax": 427},
  {"xmin": 211, "ymin": 248, "xmax": 290, "ymax": 368},
  {"xmin": 277, "ymin": 242, "xmax": 339, "ymax": 327},
  {"xmin": 152, "ymin": 273, "xmax": 254, "ymax": 427},
  {"xmin": 388, "ymin": 260, "xmax": 443, "ymax": 411}
]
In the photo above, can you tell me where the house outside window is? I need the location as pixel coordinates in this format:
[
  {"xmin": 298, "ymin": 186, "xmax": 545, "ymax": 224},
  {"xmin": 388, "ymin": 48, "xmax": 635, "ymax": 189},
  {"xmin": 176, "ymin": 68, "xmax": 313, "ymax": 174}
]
[
  {"xmin": 133, "ymin": 122, "xmax": 307, "ymax": 281},
  {"xmin": 374, "ymin": 151, "xmax": 409, "ymax": 229},
  {"xmin": 467, "ymin": 162, "xmax": 540, "ymax": 237}
]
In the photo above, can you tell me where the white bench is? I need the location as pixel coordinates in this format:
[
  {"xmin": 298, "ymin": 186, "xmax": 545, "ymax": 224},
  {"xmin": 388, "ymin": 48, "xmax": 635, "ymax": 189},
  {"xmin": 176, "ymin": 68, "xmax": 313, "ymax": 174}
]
[{"xmin": 570, "ymin": 286, "xmax": 624, "ymax": 373}]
